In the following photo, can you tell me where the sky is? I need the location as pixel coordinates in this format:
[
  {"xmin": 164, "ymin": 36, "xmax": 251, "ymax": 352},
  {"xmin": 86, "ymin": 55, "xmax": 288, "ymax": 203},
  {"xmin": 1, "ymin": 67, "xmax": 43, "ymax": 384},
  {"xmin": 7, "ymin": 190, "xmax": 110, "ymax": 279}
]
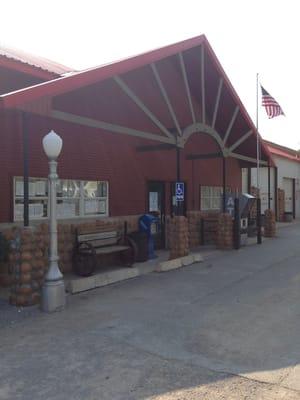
[{"xmin": 0, "ymin": 0, "xmax": 299, "ymax": 149}]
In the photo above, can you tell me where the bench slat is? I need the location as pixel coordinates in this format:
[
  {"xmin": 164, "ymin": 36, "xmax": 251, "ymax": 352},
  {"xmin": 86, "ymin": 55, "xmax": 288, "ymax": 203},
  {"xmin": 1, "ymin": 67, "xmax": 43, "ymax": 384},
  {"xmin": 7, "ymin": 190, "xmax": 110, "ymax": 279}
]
[
  {"xmin": 78, "ymin": 231, "xmax": 119, "ymax": 243},
  {"xmin": 95, "ymin": 245, "xmax": 129, "ymax": 254}
]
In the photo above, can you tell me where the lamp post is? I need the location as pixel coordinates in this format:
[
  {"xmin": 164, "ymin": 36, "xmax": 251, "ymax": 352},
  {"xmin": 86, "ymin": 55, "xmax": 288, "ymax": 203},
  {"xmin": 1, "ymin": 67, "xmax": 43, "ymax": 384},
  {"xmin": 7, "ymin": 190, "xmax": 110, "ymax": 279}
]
[{"xmin": 41, "ymin": 130, "xmax": 66, "ymax": 312}]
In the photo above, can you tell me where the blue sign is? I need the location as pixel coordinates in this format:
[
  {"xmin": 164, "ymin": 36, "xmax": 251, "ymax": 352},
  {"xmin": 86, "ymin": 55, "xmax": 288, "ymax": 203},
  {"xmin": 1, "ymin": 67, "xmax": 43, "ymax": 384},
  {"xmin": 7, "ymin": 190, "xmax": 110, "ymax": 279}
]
[{"xmin": 176, "ymin": 182, "xmax": 185, "ymax": 202}]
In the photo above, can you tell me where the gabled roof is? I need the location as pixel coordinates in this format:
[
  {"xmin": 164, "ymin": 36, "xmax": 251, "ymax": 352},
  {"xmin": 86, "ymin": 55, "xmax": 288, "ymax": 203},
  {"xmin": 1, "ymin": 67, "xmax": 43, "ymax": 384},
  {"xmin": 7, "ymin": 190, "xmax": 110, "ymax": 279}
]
[
  {"xmin": 264, "ymin": 140, "xmax": 300, "ymax": 163},
  {"xmin": 0, "ymin": 35, "xmax": 274, "ymax": 166},
  {"xmin": 0, "ymin": 45, "xmax": 73, "ymax": 79}
]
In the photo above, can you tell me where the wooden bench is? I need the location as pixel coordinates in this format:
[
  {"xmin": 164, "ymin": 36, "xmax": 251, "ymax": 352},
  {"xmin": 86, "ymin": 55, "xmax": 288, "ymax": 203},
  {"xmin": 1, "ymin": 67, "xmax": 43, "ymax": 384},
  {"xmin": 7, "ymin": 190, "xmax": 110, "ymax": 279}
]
[{"xmin": 72, "ymin": 227, "xmax": 137, "ymax": 277}]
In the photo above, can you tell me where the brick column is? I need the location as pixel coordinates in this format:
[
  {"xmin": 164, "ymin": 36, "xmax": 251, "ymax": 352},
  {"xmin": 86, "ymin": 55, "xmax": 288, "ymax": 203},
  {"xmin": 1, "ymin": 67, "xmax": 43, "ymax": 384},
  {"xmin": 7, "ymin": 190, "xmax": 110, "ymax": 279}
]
[
  {"xmin": 264, "ymin": 209, "xmax": 276, "ymax": 237},
  {"xmin": 168, "ymin": 216, "xmax": 189, "ymax": 259},
  {"xmin": 250, "ymin": 186, "xmax": 260, "ymax": 219},
  {"xmin": 187, "ymin": 211, "xmax": 202, "ymax": 248},
  {"xmin": 9, "ymin": 227, "xmax": 48, "ymax": 307},
  {"xmin": 217, "ymin": 213, "xmax": 233, "ymax": 250},
  {"xmin": 277, "ymin": 189, "xmax": 285, "ymax": 222}
]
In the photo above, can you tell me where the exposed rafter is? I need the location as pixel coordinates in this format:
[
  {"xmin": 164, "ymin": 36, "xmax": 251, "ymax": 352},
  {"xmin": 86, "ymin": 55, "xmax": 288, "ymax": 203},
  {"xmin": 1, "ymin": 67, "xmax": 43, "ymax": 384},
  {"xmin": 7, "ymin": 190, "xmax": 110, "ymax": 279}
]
[
  {"xmin": 229, "ymin": 151, "xmax": 268, "ymax": 166},
  {"xmin": 229, "ymin": 129, "xmax": 253, "ymax": 152},
  {"xmin": 223, "ymin": 106, "xmax": 239, "ymax": 145},
  {"xmin": 212, "ymin": 78, "xmax": 223, "ymax": 129},
  {"xmin": 51, "ymin": 110, "xmax": 176, "ymax": 145},
  {"xmin": 201, "ymin": 45, "xmax": 206, "ymax": 125},
  {"xmin": 178, "ymin": 52, "xmax": 196, "ymax": 124},
  {"xmin": 113, "ymin": 75, "xmax": 174, "ymax": 140},
  {"xmin": 151, "ymin": 63, "xmax": 182, "ymax": 136}
]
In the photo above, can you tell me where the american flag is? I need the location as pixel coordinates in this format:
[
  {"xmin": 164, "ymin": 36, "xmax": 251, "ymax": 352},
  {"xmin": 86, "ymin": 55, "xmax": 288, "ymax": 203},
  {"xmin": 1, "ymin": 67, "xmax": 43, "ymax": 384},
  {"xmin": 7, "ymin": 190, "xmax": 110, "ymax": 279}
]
[{"xmin": 261, "ymin": 85, "xmax": 285, "ymax": 118}]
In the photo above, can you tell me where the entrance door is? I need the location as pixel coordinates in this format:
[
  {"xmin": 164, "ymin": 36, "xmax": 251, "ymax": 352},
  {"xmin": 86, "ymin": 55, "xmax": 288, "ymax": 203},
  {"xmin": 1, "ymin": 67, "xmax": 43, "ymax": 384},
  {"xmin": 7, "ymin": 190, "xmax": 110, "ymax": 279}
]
[
  {"xmin": 147, "ymin": 181, "xmax": 165, "ymax": 249},
  {"xmin": 283, "ymin": 177, "xmax": 293, "ymax": 213}
]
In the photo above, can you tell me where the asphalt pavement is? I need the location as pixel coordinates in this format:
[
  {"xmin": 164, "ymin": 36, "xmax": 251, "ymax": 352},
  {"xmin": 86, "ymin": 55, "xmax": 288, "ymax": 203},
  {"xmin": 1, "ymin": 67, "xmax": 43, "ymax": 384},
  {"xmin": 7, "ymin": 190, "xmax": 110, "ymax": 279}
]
[{"xmin": 1, "ymin": 223, "xmax": 300, "ymax": 399}]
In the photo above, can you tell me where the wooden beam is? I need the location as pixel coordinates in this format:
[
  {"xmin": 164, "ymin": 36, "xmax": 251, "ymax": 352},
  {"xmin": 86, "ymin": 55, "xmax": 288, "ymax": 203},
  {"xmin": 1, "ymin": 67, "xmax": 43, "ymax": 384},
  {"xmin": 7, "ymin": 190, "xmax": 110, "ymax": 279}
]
[
  {"xmin": 229, "ymin": 129, "xmax": 253, "ymax": 152},
  {"xmin": 178, "ymin": 52, "xmax": 196, "ymax": 124},
  {"xmin": 212, "ymin": 78, "xmax": 223, "ymax": 129},
  {"xmin": 136, "ymin": 143, "xmax": 176, "ymax": 152},
  {"xmin": 223, "ymin": 106, "xmax": 239, "ymax": 145},
  {"xmin": 113, "ymin": 76, "xmax": 174, "ymax": 139},
  {"xmin": 51, "ymin": 110, "xmax": 176, "ymax": 145},
  {"xmin": 201, "ymin": 45, "xmax": 206, "ymax": 124},
  {"xmin": 186, "ymin": 152, "xmax": 223, "ymax": 160},
  {"xmin": 151, "ymin": 63, "xmax": 182, "ymax": 136},
  {"xmin": 183, "ymin": 122, "xmax": 225, "ymax": 153},
  {"xmin": 229, "ymin": 151, "xmax": 268, "ymax": 166}
]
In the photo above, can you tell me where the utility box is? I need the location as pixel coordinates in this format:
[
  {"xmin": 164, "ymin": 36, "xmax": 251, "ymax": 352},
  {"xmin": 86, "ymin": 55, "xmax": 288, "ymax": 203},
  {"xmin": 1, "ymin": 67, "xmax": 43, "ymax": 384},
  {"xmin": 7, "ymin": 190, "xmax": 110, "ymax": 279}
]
[
  {"xmin": 139, "ymin": 214, "xmax": 159, "ymax": 259},
  {"xmin": 239, "ymin": 193, "xmax": 256, "ymax": 245}
]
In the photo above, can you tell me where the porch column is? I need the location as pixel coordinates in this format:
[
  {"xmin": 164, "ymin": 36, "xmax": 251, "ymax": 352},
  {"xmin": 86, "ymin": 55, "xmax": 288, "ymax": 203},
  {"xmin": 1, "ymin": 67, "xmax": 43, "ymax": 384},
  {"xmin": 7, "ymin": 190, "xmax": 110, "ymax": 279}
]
[
  {"xmin": 222, "ymin": 156, "xmax": 226, "ymax": 212},
  {"xmin": 22, "ymin": 112, "xmax": 29, "ymax": 227},
  {"xmin": 268, "ymin": 164, "xmax": 271, "ymax": 209}
]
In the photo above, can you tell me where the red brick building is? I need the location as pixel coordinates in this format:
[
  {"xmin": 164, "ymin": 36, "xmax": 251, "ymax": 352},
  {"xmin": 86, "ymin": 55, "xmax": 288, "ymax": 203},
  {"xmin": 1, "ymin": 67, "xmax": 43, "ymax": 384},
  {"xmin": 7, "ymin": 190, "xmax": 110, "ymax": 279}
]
[
  {"xmin": 0, "ymin": 36, "xmax": 272, "ymax": 228},
  {"xmin": 0, "ymin": 35, "xmax": 276, "ymax": 305}
]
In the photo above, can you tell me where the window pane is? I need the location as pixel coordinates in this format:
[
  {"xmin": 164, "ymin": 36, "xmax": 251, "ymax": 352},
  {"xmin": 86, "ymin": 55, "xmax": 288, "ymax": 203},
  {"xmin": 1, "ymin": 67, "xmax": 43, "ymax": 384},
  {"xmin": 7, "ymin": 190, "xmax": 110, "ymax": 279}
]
[
  {"xmin": 212, "ymin": 197, "xmax": 221, "ymax": 210},
  {"xmin": 100, "ymin": 182, "xmax": 107, "ymax": 197},
  {"xmin": 201, "ymin": 197, "xmax": 211, "ymax": 210},
  {"xmin": 84, "ymin": 181, "xmax": 101, "ymax": 198},
  {"xmin": 84, "ymin": 199, "xmax": 107, "ymax": 215},
  {"xmin": 57, "ymin": 180, "xmax": 80, "ymax": 198},
  {"xmin": 57, "ymin": 199, "xmax": 79, "ymax": 218},
  {"xmin": 201, "ymin": 186, "xmax": 210, "ymax": 196}
]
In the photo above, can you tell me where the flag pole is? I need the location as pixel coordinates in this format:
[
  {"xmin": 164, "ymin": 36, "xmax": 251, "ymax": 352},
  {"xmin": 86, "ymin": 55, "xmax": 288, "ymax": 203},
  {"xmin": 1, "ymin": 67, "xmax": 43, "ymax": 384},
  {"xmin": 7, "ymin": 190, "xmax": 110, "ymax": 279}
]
[{"xmin": 256, "ymin": 73, "xmax": 260, "ymax": 193}]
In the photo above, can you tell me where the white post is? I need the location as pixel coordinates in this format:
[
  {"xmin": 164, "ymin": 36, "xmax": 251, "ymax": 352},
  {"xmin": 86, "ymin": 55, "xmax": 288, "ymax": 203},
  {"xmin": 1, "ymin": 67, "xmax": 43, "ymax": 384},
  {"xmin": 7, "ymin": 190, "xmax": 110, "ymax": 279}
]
[{"xmin": 41, "ymin": 131, "xmax": 65, "ymax": 312}]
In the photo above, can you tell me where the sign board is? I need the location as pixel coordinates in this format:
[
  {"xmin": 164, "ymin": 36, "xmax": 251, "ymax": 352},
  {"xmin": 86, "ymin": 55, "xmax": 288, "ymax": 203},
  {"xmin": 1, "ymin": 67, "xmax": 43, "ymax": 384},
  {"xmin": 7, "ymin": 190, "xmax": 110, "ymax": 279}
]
[{"xmin": 175, "ymin": 182, "xmax": 184, "ymax": 202}]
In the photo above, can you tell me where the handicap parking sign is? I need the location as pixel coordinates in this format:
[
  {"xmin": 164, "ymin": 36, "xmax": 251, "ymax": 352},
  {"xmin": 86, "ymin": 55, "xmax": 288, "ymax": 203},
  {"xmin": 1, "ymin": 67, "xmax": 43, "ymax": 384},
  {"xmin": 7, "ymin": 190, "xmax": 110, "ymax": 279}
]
[{"xmin": 176, "ymin": 182, "xmax": 184, "ymax": 202}]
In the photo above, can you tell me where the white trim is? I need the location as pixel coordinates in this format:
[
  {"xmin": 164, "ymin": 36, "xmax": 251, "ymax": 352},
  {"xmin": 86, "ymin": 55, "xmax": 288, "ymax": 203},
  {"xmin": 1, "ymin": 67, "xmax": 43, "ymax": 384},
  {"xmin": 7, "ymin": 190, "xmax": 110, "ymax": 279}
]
[
  {"xmin": 212, "ymin": 78, "xmax": 223, "ymax": 129},
  {"xmin": 178, "ymin": 52, "xmax": 196, "ymax": 124},
  {"xmin": 113, "ymin": 75, "xmax": 174, "ymax": 139},
  {"xmin": 223, "ymin": 106, "xmax": 239, "ymax": 145},
  {"xmin": 51, "ymin": 110, "xmax": 176, "ymax": 145},
  {"xmin": 151, "ymin": 62, "xmax": 182, "ymax": 136},
  {"xmin": 229, "ymin": 130, "xmax": 253, "ymax": 152},
  {"xmin": 183, "ymin": 122, "xmax": 225, "ymax": 153},
  {"xmin": 229, "ymin": 152, "xmax": 268, "ymax": 165},
  {"xmin": 201, "ymin": 45, "xmax": 206, "ymax": 124}
]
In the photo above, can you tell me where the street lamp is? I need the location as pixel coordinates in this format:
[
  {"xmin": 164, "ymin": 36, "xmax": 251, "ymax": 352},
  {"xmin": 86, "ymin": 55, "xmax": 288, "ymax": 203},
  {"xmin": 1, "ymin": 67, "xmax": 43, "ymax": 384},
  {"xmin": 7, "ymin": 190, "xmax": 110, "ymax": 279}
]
[{"xmin": 41, "ymin": 130, "xmax": 66, "ymax": 312}]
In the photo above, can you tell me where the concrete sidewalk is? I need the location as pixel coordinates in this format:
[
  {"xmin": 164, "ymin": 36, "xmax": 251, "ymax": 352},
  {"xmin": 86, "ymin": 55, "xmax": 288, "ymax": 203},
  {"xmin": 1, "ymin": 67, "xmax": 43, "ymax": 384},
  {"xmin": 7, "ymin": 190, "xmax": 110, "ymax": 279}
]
[{"xmin": 1, "ymin": 223, "xmax": 300, "ymax": 399}]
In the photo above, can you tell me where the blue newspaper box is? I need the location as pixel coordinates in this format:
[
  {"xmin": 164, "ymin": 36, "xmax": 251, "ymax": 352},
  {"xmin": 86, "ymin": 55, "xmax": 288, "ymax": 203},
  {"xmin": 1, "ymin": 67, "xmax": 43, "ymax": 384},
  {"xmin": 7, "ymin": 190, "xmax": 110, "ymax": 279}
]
[{"xmin": 139, "ymin": 214, "xmax": 159, "ymax": 259}]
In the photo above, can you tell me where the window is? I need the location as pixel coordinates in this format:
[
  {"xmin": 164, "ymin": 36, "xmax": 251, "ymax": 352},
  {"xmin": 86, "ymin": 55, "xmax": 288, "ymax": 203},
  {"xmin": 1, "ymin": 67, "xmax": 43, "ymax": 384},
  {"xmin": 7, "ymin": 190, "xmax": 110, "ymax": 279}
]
[
  {"xmin": 200, "ymin": 186, "xmax": 222, "ymax": 211},
  {"xmin": 14, "ymin": 177, "xmax": 109, "ymax": 221},
  {"xmin": 200, "ymin": 186, "xmax": 235, "ymax": 211}
]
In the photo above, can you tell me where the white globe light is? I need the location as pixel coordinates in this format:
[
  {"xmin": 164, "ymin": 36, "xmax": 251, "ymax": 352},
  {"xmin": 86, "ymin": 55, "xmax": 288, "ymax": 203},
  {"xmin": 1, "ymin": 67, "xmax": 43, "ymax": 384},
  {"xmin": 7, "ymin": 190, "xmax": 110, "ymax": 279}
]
[{"xmin": 43, "ymin": 130, "xmax": 63, "ymax": 159}]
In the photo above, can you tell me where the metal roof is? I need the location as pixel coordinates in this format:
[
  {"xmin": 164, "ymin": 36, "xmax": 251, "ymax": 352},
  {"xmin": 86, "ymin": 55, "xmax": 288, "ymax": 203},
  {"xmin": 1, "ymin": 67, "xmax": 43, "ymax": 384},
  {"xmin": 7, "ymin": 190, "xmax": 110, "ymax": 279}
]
[
  {"xmin": 0, "ymin": 35, "xmax": 274, "ymax": 166},
  {"xmin": 265, "ymin": 140, "xmax": 300, "ymax": 163},
  {"xmin": 0, "ymin": 45, "xmax": 73, "ymax": 77}
]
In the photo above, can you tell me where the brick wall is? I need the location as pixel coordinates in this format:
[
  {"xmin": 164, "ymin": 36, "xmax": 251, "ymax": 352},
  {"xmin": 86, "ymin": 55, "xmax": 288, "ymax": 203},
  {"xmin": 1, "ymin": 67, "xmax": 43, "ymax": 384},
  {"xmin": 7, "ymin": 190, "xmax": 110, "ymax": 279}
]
[
  {"xmin": 168, "ymin": 216, "xmax": 189, "ymax": 260},
  {"xmin": 250, "ymin": 186, "xmax": 260, "ymax": 219},
  {"xmin": 277, "ymin": 188, "xmax": 285, "ymax": 222},
  {"xmin": 264, "ymin": 209, "xmax": 276, "ymax": 237},
  {"xmin": 217, "ymin": 213, "xmax": 233, "ymax": 250},
  {"xmin": 0, "ymin": 215, "xmax": 140, "ymax": 306}
]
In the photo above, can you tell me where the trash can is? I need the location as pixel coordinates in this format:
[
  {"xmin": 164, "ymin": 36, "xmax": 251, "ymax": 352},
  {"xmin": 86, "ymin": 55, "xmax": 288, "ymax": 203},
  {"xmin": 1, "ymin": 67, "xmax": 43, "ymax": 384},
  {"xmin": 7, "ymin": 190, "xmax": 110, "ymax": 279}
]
[
  {"xmin": 139, "ymin": 214, "xmax": 159, "ymax": 259},
  {"xmin": 127, "ymin": 231, "xmax": 148, "ymax": 262}
]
